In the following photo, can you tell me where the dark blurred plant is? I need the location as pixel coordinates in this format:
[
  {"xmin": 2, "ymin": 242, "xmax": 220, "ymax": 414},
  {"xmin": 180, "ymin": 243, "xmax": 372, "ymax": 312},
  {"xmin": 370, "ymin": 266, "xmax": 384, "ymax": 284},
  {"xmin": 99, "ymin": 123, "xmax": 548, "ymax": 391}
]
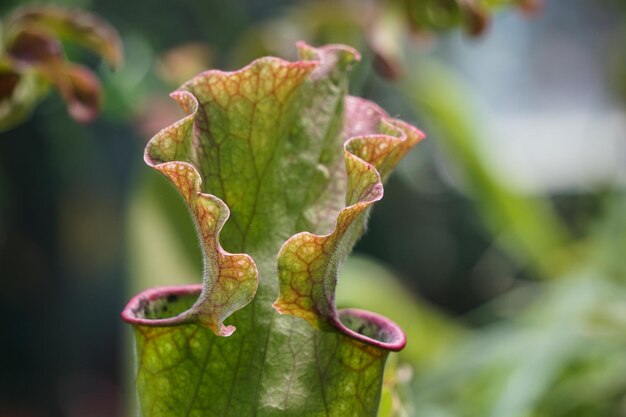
[
  {"xmin": 0, "ymin": 5, "xmax": 122, "ymax": 131},
  {"xmin": 227, "ymin": 0, "xmax": 542, "ymax": 81},
  {"xmin": 391, "ymin": 0, "xmax": 544, "ymax": 37}
]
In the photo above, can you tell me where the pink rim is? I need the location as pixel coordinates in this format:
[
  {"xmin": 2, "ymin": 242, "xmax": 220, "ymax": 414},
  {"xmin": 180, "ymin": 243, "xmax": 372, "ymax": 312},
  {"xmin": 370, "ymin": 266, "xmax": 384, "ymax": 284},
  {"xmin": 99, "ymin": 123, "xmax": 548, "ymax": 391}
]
[
  {"xmin": 123, "ymin": 287, "xmax": 406, "ymax": 351},
  {"xmin": 334, "ymin": 308, "xmax": 407, "ymax": 352},
  {"xmin": 121, "ymin": 284, "xmax": 201, "ymax": 327}
]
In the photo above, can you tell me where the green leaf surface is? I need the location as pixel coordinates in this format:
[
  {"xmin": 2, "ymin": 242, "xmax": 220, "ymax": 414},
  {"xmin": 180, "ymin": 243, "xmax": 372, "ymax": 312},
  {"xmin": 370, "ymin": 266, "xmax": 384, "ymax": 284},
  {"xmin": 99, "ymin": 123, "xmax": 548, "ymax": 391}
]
[{"xmin": 123, "ymin": 43, "xmax": 423, "ymax": 416}]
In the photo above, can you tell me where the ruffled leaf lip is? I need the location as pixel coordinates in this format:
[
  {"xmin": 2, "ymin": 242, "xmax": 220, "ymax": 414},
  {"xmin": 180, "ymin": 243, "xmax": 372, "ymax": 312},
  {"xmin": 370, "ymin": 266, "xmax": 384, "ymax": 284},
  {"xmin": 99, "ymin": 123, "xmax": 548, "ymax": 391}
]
[
  {"xmin": 127, "ymin": 42, "xmax": 416, "ymax": 351},
  {"xmin": 273, "ymin": 94, "xmax": 424, "ymax": 351}
]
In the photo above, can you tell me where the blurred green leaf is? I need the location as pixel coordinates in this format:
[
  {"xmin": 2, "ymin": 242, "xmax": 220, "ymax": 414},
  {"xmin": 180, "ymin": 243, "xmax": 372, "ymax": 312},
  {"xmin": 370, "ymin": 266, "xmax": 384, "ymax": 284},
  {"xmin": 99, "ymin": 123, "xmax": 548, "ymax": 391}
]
[
  {"xmin": 408, "ymin": 275, "xmax": 626, "ymax": 417},
  {"xmin": 400, "ymin": 56, "xmax": 574, "ymax": 279}
]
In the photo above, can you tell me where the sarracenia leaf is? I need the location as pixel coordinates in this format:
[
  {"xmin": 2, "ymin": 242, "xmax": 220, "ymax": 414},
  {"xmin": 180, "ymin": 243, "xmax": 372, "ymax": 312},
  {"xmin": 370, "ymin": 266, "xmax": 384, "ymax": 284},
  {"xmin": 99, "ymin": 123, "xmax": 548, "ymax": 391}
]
[{"xmin": 123, "ymin": 42, "xmax": 424, "ymax": 417}]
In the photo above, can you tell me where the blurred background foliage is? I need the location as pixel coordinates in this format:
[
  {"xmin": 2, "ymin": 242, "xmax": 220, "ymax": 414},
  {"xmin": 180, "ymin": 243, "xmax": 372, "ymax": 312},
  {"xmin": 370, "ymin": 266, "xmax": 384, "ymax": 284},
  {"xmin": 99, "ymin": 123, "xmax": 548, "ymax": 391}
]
[{"xmin": 1, "ymin": 0, "xmax": 625, "ymax": 416}]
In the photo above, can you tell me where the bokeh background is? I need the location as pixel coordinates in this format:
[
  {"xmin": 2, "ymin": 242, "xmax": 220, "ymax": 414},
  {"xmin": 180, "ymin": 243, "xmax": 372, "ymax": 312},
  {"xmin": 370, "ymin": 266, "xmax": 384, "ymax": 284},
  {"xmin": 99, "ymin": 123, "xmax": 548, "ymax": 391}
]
[{"xmin": 1, "ymin": 0, "xmax": 626, "ymax": 416}]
